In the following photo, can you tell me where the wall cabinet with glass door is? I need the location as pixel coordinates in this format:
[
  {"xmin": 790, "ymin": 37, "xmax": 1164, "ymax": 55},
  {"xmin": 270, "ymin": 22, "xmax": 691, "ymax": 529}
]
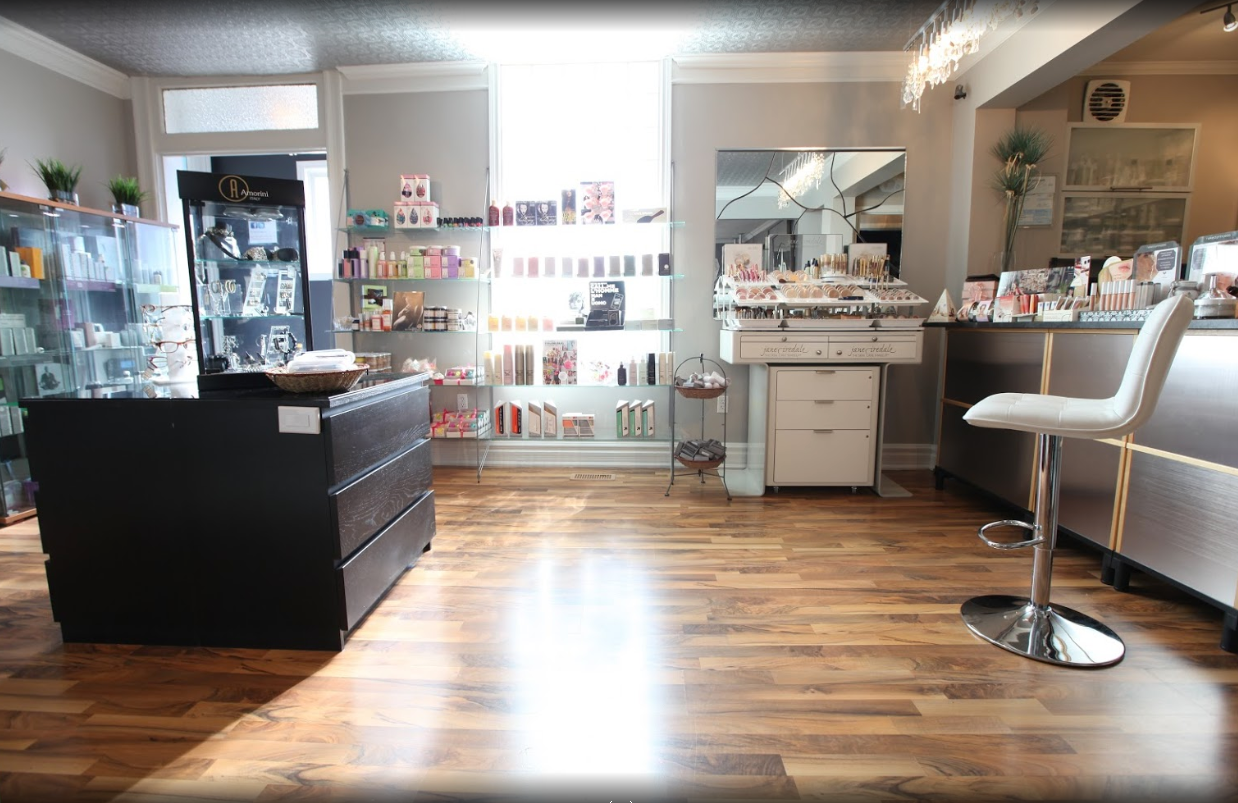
[
  {"xmin": 1059, "ymin": 123, "xmax": 1198, "ymax": 257},
  {"xmin": 0, "ymin": 190, "xmax": 180, "ymax": 523}
]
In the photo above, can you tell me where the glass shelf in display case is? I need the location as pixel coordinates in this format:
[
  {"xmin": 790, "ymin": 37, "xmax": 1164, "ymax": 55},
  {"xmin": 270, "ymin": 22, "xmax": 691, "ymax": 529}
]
[
  {"xmin": 179, "ymin": 171, "xmax": 314, "ymax": 390},
  {"xmin": 1063, "ymin": 123, "xmax": 1198, "ymax": 192},
  {"xmin": 0, "ymin": 190, "xmax": 181, "ymax": 523},
  {"xmin": 1058, "ymin": 193, "xmax": 1188, "ymax": 257}
]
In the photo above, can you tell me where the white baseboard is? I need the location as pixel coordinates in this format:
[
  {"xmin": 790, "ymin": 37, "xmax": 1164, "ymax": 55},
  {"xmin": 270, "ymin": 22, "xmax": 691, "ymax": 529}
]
[{"xmin": 430, "ymin": 440, "xmax": 936, "ymax": 471}]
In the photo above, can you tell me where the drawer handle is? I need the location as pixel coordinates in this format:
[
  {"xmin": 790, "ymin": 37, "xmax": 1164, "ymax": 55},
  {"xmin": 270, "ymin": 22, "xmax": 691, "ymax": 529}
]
[
  {"xmin": 813, "ymin": 429, "xmax": 834, "ymax": 434},
  {"xmin": 813, "ymin": 400, "xmax": 835, "ymax": 404},
  {"xmin": 814, "ymin": 370, "xmax": 836, "ymax": 375}
]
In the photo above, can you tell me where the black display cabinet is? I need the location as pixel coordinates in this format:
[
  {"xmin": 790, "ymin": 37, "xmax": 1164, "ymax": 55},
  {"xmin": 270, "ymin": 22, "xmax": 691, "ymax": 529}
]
[{"xmin": 178, "ymin": 170, "xmax": 315, "ymax": 390}]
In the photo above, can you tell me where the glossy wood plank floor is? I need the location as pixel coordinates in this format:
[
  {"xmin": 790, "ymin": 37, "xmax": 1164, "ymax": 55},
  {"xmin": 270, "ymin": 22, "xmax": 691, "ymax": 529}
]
[{"xmin": 0, "ymin": 468, "xmax": 1236, "ymax": 803}]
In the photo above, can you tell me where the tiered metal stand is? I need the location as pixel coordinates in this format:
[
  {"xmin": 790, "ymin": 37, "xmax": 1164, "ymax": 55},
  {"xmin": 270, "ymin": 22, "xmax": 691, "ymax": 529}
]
[{"xmin": 666, "ymin": 354, "xmax": 730, "ymax": 500}]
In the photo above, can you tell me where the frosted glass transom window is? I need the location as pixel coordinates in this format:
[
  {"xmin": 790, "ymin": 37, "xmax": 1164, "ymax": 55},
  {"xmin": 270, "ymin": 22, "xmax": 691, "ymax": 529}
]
[{"xmin": 163, "ymin": 85, "xmax": 319, "ymax": 134}]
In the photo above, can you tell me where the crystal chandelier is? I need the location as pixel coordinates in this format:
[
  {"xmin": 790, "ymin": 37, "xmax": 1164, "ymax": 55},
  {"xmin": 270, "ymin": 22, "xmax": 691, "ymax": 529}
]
[
  {"xmin": 777, "ymin": 152, "xmax": 826, "ymax": 209},
  {"xmin": 901, "ymin": 0, "xmax": 1039, "ymax": 112}
]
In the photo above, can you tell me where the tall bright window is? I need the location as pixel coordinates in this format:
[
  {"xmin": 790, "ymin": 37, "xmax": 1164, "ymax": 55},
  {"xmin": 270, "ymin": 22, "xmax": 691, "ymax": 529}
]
[{"xmin": 491, "ymin": 61, "xmax": 670, "ymax": 380}]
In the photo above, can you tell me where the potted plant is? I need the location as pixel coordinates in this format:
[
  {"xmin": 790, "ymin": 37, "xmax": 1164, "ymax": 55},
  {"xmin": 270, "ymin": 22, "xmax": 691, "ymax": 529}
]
[
  {"xmin": 992, "ymin": 126, "xmax": 1052, "ymax": 273},
  {"xmin": 0, "ymin": 149, "xmax": 8, "ymax": 192},
  {"xmin": 31, "ymin": 158, "xmax": 83, "ymax": 206},
  {"xmin": 107, "ymin": 175, "xmax": 148, "ymax": 217}
]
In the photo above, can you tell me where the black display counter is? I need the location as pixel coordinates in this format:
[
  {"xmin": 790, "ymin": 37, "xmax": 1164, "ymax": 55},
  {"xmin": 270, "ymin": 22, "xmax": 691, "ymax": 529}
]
[{"xmin": 25, "ymin": 372, "xmax": 435, "ymax": 651}]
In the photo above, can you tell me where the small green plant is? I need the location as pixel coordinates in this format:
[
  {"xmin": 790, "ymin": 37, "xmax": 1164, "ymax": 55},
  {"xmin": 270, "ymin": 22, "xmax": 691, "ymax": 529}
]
[
  {"xmin": 991, "ymin": 126, "xmax": 1052, "ymax": 272},
  {"xmin": 0, "ymin": 148, "xmax": 8, "ymax": 192},
  {"xmin": 107, "ymin": 175, "xmax": 148, "ymax": 208},
  {"xmin": 31, "ymin": 158, "xmax": 82, "ymax": 194}
]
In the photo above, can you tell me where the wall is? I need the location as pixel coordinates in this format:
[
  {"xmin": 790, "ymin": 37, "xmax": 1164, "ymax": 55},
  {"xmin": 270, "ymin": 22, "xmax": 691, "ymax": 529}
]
[
  {"xmin": 211, "ymin": 153, "xmax": 325, "ymax": 181},
  {"xmin": 1013, "ymin": 73, "xmax": 1238, "ymax": 271},
  {"xmin": 673, "ymin": 80, "xmax": 954, "ymax": 454},
  {"xmin": 0, "ymin": 49, "xmax": 134, "ymax": 211},
  {"xmin": 340, "ymin": 89, "xmax": 489, "ymax": 417}
]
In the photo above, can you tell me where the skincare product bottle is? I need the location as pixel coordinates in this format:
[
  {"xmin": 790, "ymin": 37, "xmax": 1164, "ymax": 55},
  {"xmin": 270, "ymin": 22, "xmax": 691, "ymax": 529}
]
[
  {"xmin": 629, "ymin": 357, "xmax": 639, "ymax": 386},
  {"xmin": 502, "ymin": 202, "xmax": 514, "ymax": 226},
  {"xmin": 488, "ymin": 201, "xmax": 500, "ymax": 227},
  {"xmin": 617, "ymin": 362, "xmax": 627, "ymax": 386},
  {"xmin": 647, "ymin": 353, "xmax": 656, "ymax": 385}
]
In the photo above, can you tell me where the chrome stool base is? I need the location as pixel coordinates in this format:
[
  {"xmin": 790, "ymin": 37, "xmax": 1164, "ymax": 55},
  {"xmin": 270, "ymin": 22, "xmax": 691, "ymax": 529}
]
[{"xmin": 961, "ymin": 594, "xmax": 1125, "ymax": 667}]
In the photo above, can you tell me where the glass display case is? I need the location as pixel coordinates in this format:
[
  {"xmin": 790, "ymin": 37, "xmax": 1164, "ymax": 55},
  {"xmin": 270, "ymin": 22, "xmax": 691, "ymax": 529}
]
[
  {"xmin": 178, "ymin": 170, "xmax": 313, "ymax": 390},
  {"xmin": 0, "ymin": 190, "xmax": 181, "ymax": 522}
]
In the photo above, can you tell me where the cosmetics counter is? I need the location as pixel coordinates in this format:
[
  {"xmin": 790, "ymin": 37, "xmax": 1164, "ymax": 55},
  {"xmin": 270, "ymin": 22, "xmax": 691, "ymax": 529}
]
[
  {"xmin": 714, "ymin": 270, "xmax": 928, "ymax": 497},
  {"xmin": 24, "ymin": 371, "xmax": 435, "ymax": 651},
  {"xmin": 934, "ymin": 319, "xmax": 1238, "ymax": 651}
]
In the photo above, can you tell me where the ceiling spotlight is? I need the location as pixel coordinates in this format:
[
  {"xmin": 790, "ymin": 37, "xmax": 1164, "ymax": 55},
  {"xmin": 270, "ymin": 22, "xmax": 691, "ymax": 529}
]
[{"xmin": 1201, "ymin": 2, "xmax": 1238, "ymax": 32}]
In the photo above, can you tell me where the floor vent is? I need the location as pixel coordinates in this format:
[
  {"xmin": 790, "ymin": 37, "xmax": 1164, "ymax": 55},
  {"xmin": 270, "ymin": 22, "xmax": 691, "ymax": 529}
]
[{"xmin": 570, "ymin": 472, "xmax": 617, "ymax": 481}]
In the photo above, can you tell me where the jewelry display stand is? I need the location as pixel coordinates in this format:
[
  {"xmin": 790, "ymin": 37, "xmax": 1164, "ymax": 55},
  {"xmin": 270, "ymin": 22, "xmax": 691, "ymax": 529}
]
[{"xmin": 666, "ymin": 354, "xmax": 730, "ymax": 500}]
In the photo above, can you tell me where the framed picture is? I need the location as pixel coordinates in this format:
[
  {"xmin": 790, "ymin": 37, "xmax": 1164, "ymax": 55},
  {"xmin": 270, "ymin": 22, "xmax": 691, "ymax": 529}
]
[
  {"xmin": 35, "ymin": 362, "xmax": 66, "ymax": 397},
  {"xmin": 961, "ymin": 274, "xmax": 999, "ymax": 305},
  {"xmin": 361, "ymin": 284, "xmax": 388, "ymax": 314}
]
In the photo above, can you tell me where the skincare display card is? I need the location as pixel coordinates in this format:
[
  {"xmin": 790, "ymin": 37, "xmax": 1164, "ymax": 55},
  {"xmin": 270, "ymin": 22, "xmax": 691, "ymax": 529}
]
[
  {"xmin": 722, "ymin": 244, "xmax": 763, "ymax": 280},
  {"xmin": 273, "ymin": 269, "xmax": 296, "ymax": 315},
  {"xmin": 586, "ymin": 281, "xmax": 625, "ymax": 330},
  {"xmin": 543, "ymin": 400, "xmax": 558, "ymax": 438},
  {"xmin": 528, "ymin": 401, "xmax": 543, "ymax": 437},
  {"xmin": 1134, "ymin": 241, "xmax": 1181, "ymax": 295},
  {"xmin": 617, "ymin": 401, "xmax": 629, "ymax": 437},
  {"xmin": 643, "ymin": 400, "xmax": 654, "ymax": 438},
  {"xmin": 579, "ymin": 181, "xmax": 615, "ymax": 224},
  {"xmin": 543, "ymin": 340, "xmax": 578, "ymax": 385},
  {"xmin": 391, "ymin": 291, "xmax": 424, "ymax": 331},
  {"xmin": 360, "ymin": 283, "xmax": 387, "ymax": 314},
  {"xmin": 242, "ymin": 268, "xmax": 268, "ymax": 316}
]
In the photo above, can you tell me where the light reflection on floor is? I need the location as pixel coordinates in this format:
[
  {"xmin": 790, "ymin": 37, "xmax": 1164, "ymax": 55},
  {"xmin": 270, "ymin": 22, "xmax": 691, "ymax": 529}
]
[{"xmin": 512, "ymin": 553, "xmax": 658, "ymax": 776}]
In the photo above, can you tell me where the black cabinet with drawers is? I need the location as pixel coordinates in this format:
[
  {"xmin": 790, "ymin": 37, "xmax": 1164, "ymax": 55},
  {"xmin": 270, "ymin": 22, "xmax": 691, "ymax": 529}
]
[{"xmin": 25, "ymin": 372, "xmax": 434, "ymax": 651}]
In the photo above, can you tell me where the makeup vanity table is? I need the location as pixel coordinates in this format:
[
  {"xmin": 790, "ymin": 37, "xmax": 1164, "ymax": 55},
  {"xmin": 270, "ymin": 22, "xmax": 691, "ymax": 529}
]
[{"xmin": 720, "ymin": 319, "xmax": 924, "ymax": 497}]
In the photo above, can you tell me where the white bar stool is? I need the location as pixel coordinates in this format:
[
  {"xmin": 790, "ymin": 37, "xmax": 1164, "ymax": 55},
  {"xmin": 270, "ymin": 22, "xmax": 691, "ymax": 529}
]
[{"xmin": 960, "ymin": 294, "xmax": 1193, "ymax": 667}]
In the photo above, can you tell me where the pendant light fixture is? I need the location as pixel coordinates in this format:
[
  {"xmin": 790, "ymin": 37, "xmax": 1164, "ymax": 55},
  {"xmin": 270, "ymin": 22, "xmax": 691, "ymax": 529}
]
[{"xmin": 1200, "ymin": 2, "xmax": 1238, "ymax": 32}]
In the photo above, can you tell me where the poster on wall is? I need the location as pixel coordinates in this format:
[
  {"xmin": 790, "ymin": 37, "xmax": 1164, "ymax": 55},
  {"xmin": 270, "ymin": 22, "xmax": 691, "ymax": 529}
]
[{"xmin": 1017, "ymin": 174, "xmax": 1056, "ymax": 227}]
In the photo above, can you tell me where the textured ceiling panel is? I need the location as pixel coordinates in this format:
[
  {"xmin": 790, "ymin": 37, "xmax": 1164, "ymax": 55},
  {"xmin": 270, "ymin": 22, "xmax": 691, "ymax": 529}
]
[{"xmin": 0, "ymin": 0, "xmax": 943, "ymax": 77}]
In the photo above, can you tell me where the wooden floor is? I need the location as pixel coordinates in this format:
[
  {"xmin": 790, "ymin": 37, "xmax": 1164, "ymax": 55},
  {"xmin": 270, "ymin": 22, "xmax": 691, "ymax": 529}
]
[{"xmin": 0, "ymin": 468, "xmax": 1235, "ymax": 802}]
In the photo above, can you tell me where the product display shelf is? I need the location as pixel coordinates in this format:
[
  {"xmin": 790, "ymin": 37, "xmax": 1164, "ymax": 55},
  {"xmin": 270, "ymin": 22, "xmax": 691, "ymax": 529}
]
[
  {"xmin": 666, "ymin": 355, "xmax": 729, "ymax": 500},
  {"xmin": 336, "ymin": 169, "xmax": 493, "ymax": 483},
  {"xmin": 483, "ymin": 219, "xmax": 684, "ymax": 234},
  {"xmin": 0, "ymin": 189, "xmax": 181, "ymax": 524}
]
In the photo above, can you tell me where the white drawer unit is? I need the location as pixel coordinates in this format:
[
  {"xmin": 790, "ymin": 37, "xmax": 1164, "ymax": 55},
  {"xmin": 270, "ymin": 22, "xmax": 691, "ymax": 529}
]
[{"xmin": 766, "ymin": 366, "xmax": 879, "ymax": 488}]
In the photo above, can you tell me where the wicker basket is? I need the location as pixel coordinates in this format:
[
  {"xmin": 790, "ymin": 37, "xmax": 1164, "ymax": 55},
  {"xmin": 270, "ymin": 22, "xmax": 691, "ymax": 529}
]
[
  {"xmin": 674, "ymin": 441, "xmax": 726, "ymax": 471},
  {"xmin": 265, "ymin": 366, "xmax": 368, "ymax": 394},
  {"xmin": 675, "ymin": 383, "xmax": 726, "ymax": 399},
  {"xmin": 675, "ymin": 455, "xmax": 724, "ymax": 471}
]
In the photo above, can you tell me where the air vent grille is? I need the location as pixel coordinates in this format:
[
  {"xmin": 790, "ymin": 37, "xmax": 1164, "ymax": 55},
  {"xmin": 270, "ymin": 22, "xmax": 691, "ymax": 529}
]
[
  {"xmin": 1084, "ymin": 80, "xmax": 1130, "ymax": 124},
  {"xmin": 570, "ymin": 473, "xmax": 616, "ymax": 481}
]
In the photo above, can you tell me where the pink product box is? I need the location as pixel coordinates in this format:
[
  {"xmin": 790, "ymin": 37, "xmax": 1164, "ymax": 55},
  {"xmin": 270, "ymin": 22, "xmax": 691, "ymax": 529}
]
[
  {"xmin": 425, "ymin": 246, "xmax": 442, "ymax": 256},
  {"xmin": 426, "ymin": 255, "xmax": 442, "ymax": 269},
  {"xmin": 528, "ymin": 257, "xmax": 540, "ymax": 278},
  {"xmin": 412, "ymin": 202, "xmax": 439, "ymax": 228},
  {"xmin": 426, "ymin": 265, "xmax": 441, "ymax": 279}
]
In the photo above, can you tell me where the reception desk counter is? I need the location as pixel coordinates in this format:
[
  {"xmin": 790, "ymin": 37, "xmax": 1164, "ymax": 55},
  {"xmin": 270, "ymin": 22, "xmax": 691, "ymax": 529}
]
[{"xmin": 934, "ymin": 319, "xmax": 1238, "ymax": 651}]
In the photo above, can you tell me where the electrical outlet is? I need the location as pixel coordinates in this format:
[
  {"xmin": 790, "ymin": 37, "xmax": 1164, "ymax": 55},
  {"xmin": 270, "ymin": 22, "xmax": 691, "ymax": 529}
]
[
  {"xmin": 457, "ymin": 393, "xmax": 469, "ymax": 412},
  {"xmin": 716, "ymin": 394, "xmax": 727, "ymax": 414}
]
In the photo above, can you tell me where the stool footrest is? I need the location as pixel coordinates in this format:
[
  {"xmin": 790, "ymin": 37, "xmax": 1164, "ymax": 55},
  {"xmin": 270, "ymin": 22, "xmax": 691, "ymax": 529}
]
[{"xmin": 977, "ymin": 519, "xmax": 1045, "ymax": 550}]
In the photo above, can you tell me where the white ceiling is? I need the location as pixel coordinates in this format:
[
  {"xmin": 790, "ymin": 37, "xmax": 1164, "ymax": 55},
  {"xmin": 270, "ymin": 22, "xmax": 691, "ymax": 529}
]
[{"xmin": 0, "ymin": 0, "xmax": 946, "ymax": 77}]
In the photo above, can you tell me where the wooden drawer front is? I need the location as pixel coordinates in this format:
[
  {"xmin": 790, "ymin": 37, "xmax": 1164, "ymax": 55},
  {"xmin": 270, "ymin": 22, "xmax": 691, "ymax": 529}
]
[
  {"xmin": 331, "ymin": 439, "xmax": 433, "ymax": 561},
  {"xmin": 338, "ymin": 490, "xmax": 435, "ymax": 632},
  {"xmin": 326, "ymin": 386, "xmax": 430, "ymax": 485},
  {"xmin": 827, "ymin": 335, "xmax": 921, "ymax": 363},
  {"xmin": 772, "ymin": 429, "xmax": 874, "ymax": 485},
  {"xmin": 774, "ymin": 400, "xmax": 875, "ymax": 431},
  {"xmin": 775, "ymin": 368, "xmax": 876, "ymax": 401}
]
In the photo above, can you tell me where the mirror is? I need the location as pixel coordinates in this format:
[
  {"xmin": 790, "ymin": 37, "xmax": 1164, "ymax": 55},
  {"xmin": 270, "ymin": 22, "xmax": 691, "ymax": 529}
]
[{"xmin": 715, "ymin": 148, "xmax": 906, "ymax": 278}]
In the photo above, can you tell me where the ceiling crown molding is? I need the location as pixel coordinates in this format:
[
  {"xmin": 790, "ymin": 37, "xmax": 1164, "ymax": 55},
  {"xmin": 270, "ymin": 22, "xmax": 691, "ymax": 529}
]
[
  {"xmin": 1080, "ymin": 59, "xmax": 1238, "ymax": 76},
  {"xmin": 0, "ymin": 15, "xmax": 130, "ymax": 99},
  {"xmin": 671, "ymin": 52, "xmax": 908, "ymax": 84},
  {"xmin": 337, "ymin": 61, "xmax": 489, "ymax": 94}
]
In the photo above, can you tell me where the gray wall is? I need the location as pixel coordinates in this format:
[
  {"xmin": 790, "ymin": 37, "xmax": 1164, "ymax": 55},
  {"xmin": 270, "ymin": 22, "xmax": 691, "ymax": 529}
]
[
  {"xmin": 0, "ymin": 49, "xmax": 135, "ymax": 211},
  {"xmin": 340, "ymin": 89, "xmax": 489, "ymax": 378},
  {"xmin": 672, "ymin": 81, "xmax": 954, "ymax": 450}
]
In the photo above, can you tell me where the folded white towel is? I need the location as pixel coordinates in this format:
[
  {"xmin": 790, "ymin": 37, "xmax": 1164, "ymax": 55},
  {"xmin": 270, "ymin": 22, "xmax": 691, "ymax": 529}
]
[
  {"xmin": 287, "ymin": 359, "xmax": 356, "ymax": 373},
  {"xmin": 291, "ymin": 349, "xmax": 354, "ymax": 364}
]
